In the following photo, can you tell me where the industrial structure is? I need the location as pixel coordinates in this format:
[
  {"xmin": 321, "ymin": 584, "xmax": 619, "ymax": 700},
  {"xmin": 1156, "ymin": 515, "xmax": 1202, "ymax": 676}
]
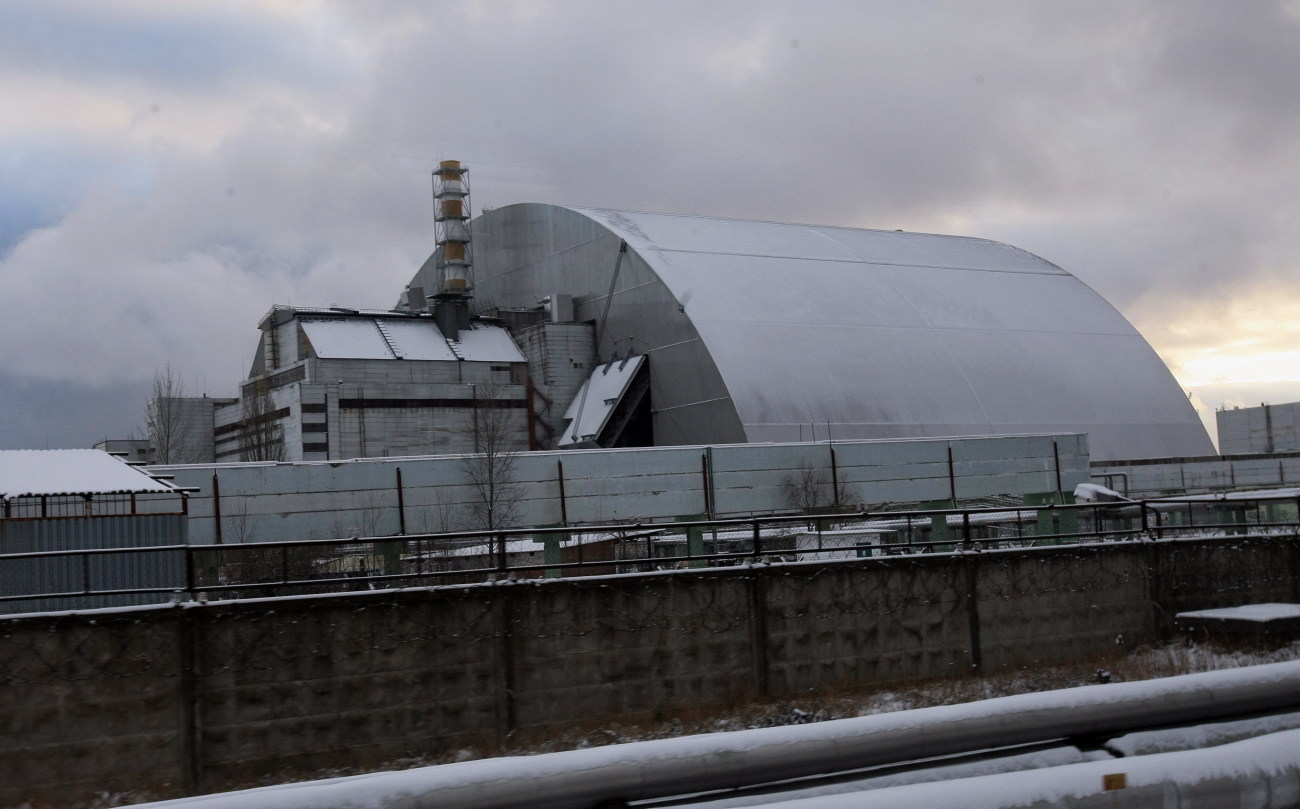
[
  {"xmin": 138, "ymin": 164, "xmax": 1212, "ymax": 464},
  {"xmin": 401, "ymin": 201, "xmax": 1213, "ymax": 461},
  {"xmin": 211, "ymin": 305, "xmax": 529, "ymax": 462}
]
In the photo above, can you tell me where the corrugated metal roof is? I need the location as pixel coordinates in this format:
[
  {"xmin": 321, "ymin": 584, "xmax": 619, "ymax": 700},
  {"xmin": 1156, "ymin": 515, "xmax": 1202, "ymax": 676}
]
[
  {"xmin": 0, "ymin": 450, "xmax": 177, "ymax": 499},
  {"xmin": 300, "ymin": 318, "xmax": 394, "ymax": 359},
  {"xmin": 450, "ymin": 323, "xmax": 528, "ymax": 362},
  {"xmin": 299, "ymin": 315, "xmax": 517, "ymax": 363},
  {"xmin": 384, "ymin": 319, "xmax": 459, "ymax": 361}
]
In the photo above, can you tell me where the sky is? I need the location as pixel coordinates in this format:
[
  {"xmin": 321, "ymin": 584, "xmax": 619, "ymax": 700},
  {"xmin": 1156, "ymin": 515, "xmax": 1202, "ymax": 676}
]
[{"xmin": 3, "ymin": 0, "xmax": 1299, "ymax": 450}]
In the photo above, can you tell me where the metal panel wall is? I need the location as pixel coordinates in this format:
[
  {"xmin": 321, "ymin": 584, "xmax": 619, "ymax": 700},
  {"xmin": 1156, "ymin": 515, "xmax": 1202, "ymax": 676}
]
[
  {"xmin": 0, "ymin": 514, "xmax": 188, "ymax": 613},
  {"xmin": 1093, "ymin": 450, "xmax": 1300, "ymax": 497},
  {"xmin": 158, "ymin": 434, "xmax": 1088, "ymax": 545}
]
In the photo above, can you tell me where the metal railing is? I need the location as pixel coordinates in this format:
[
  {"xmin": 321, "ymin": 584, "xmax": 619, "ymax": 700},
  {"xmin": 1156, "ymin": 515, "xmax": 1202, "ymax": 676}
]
[{"xmin": 3, "ymin": 493, "xmax": 1299, "ymax": 609}]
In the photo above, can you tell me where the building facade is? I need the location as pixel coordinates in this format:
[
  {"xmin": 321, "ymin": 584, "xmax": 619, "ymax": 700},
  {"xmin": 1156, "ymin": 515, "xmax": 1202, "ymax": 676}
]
[{"xmin": 212, "ymin": 306, "xmax": 531, "ymax": 462}]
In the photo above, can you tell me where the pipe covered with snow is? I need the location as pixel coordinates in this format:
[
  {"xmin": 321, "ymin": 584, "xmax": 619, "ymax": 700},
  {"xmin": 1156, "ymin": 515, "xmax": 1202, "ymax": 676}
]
[{"xmin": 134, "ymin": 660, "xmax": 1300, "ymax": 809}]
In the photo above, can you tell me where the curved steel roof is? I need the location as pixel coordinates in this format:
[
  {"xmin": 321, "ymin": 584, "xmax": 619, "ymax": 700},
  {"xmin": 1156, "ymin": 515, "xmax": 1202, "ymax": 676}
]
[{"xmin": 411, "ymin": 204, "xmax": 1213, "ymax": 461}]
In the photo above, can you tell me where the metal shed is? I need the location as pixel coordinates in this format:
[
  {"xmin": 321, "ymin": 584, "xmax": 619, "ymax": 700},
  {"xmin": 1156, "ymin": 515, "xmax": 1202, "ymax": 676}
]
[{"xmin": 0, "ymin": 449, "xmax": 191, "ymax": 612}]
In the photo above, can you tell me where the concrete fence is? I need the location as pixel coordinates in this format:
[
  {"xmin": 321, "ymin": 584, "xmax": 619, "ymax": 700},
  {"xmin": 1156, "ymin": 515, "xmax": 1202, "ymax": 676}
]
[
  {"xmin": 156, "ymin": 433, "xmax": 1090, "ymax": 545},
  {"xmin": 3, "ymin": 531, "xmax": 1296, "ymax": 809},
  {"xmin": 1092, "ymin": 449, "xmax": 1300, "ymax": 497}
]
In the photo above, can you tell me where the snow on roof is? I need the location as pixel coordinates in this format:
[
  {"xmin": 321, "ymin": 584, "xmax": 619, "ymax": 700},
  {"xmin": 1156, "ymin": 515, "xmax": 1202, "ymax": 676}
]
[
  {"xmin": 382, "ymin": 319, "xmax": 458, "ymax": 361},
  {"xmin": 559, "ymin": 355, "xmax": 646, "ymax": 446},
  {"xmin": 300, "ymin": 318, "xmax": 394, "ymax": 360},
  {"xmin": 0, "ymin": 449, "xmax": 177, "ymax": 499},
  {"xmin": 1176, "ymin": 603, "xmax": 1300, "ymax": 623},
  {"xmin": 299, "ymin": 316, "xmax": 516, "ymax": 363},
  {"xmin": 449, "ymin": 323, "xmax": 527, "ymax": 362}
]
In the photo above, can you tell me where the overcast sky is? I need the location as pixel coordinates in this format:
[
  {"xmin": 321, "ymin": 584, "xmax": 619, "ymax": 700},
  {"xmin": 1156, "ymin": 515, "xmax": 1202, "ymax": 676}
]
[{"xmin": 3, "ymin": 0, "xmax": 1298, "ymax": 450}]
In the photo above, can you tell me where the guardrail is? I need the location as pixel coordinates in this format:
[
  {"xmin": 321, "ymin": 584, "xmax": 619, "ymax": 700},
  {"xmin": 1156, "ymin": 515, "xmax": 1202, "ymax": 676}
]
[{"xmin": 3, "ymin": 493, "xmax": 1299, "ymax": 608}]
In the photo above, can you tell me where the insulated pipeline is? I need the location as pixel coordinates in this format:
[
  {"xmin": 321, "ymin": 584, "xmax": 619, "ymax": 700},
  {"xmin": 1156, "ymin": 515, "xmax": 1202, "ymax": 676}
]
[{"xmin": 134, "ymin": 660, "xmax": 1300, "ymax": 809}]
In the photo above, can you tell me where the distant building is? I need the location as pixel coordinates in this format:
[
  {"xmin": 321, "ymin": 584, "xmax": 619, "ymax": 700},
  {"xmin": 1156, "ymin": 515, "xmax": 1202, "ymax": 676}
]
[
  {"xmin": 1217, "ymin": 402, "xmax": 1300, "ymax": 455},
  {"xmin": 148, "ymin": 396, "xmax": 235, "ymax": 464},
  {"xmin": 93, "ymin": 438, "xmax": 152, "ymax": 465}
]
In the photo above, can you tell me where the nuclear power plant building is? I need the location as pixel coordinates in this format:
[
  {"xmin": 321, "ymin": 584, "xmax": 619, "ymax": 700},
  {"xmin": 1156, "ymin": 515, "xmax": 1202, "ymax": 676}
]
[{"xmin": 398, "ymin": 203, "xmax": 1213, "ymax": 461}]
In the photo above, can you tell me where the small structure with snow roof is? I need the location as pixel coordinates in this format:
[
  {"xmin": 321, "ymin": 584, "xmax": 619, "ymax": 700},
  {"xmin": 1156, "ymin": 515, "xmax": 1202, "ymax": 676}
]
[
  {"xmin": 0, "ymin": 449, "xmax": 192, "ymax": 613},
  {"xmin": 1176, "ymin": 603, "xmax": 1300, "ymax": 644}
]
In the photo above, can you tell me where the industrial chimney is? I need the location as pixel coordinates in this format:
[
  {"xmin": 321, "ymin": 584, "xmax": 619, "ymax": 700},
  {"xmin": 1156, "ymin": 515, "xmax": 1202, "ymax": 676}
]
[{"xmin": 431, "ymin": 160, "xmax": 472, "ymax": 339}]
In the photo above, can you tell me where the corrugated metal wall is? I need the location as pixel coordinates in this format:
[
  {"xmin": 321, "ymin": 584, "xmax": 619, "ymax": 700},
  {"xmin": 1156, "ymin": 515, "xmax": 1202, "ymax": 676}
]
[{"xmin": 0, "ymin": 514, "xmax": 188, "ymax": 613}]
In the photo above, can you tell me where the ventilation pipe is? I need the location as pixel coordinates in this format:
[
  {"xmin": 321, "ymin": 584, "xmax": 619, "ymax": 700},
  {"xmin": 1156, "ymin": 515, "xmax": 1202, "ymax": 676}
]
[{"xmin": 431, "ymin": 160, "xmax": 471, "ymax": 340}]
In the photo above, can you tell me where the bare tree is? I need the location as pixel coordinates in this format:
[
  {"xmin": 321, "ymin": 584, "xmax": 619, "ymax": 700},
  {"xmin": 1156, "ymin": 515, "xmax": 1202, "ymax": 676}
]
[
  {"xmin": 239, "ymin": 375, "xmax": 285, "ymax": 462},
  {"xmin": 146, "ymin": 362, "xmax": 192, "ymax": 464},
  {"xmin": 462, "ymin": 383, "xmax": 525, "ymax": 531},
  {"xmin": 782, "ymin": 462, "xmax": 853, "ymax": 513},
  {"xmin": 226, "ymin": 498, "xmax": 257, "ymax": 544},
  {"xmin": 426, "ymin": 487, "xmax": 459, "ymax": 534}
]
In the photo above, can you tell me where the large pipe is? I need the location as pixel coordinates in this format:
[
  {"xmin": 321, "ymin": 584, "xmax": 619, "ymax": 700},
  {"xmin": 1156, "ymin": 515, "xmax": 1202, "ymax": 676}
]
[
  {"xmin": 764, "ymin": 730, "xmax": 1300, "ymax": 808},
  {"xmin": 130, "ymin": 661, "xmax": 1300, "ymax": 809}
]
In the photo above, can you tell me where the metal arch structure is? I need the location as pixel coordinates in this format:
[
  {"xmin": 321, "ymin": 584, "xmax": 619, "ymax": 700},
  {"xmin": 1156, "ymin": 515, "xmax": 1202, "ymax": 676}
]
[{"xmin": 404, "ymin": 203, "xmax": 1213, "ymax": 461}]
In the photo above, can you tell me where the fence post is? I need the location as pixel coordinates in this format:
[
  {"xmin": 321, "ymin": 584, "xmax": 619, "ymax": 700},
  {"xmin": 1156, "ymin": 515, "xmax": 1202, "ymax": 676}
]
[
  {"xmin": 211, "ymin": 474, "xmax": 223, "ymax": 545},
  {"xmin": 395, "ymin": 467, "xmax": 406, "ymax": 535},
  {"xmin": 557, "ymin": 460, "xmax": 569, "ymax": 526}
]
